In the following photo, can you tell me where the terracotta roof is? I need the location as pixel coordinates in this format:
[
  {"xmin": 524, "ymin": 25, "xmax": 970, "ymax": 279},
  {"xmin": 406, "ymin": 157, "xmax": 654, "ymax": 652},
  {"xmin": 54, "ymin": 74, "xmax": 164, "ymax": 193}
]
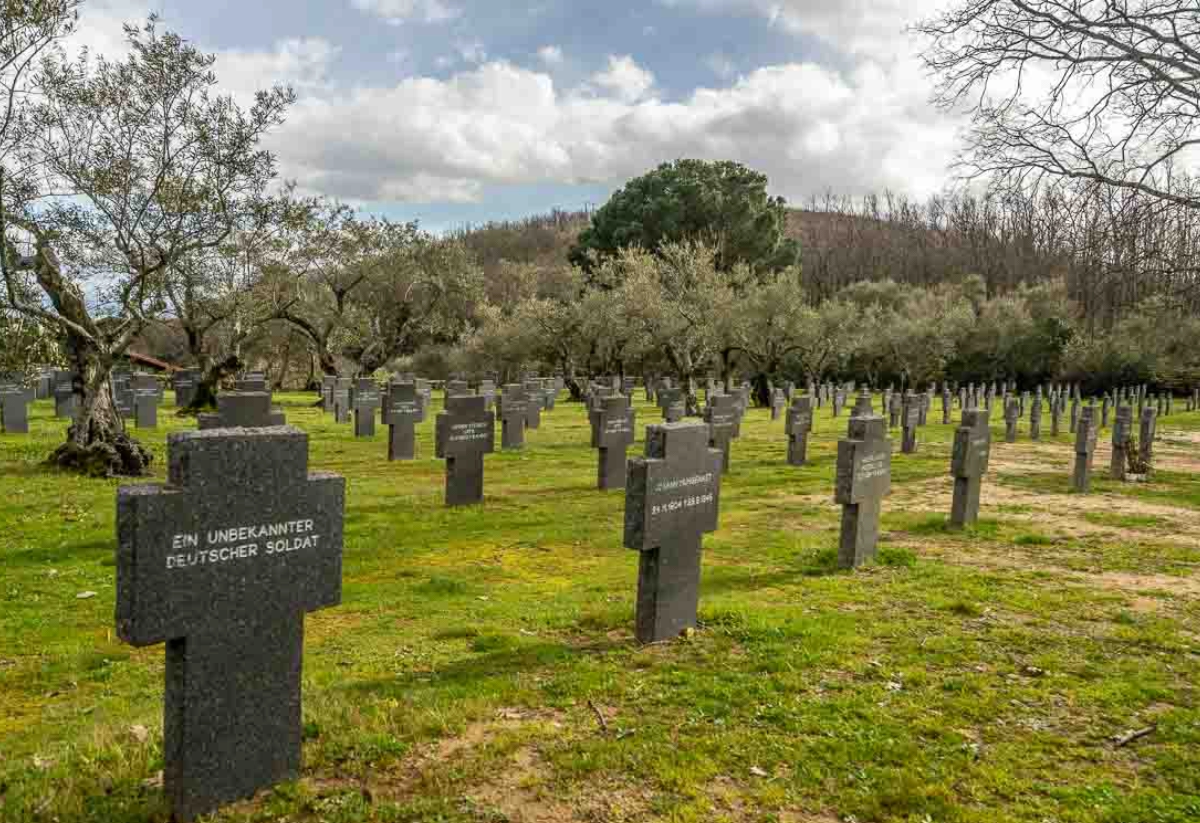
[{"xmin": 127, "ymin": 351, "xmax": 176, "ymax": 372}]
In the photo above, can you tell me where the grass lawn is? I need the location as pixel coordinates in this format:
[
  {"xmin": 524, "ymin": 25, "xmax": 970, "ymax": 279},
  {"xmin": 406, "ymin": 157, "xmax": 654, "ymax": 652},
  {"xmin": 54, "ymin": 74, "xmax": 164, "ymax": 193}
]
[{"xmin": 1, "ymin": 391, "xmax": 1198, "ymax": 822}]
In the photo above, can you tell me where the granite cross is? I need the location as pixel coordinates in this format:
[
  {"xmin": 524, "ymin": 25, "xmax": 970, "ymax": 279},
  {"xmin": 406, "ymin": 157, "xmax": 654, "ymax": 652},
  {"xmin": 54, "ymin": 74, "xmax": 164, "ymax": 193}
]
[
  {"xmin": 1073, "ymin": 406, "xmax": 1098, "ymax": 492},
  {"xmin": 657, "ymin": 387, "xmax": 685, "ymax": 423},
  {"xmin": 384, "ymin": 382, "xmax": 421, "ymax": 461},
  {"xmin": 704, "ymin": 393, "xmax": 740, "ymax": 474},
  {"xmin": 901, "ymin": 392, "xmax": 920, "ymax": 454},
  {"xmin": 591, "ymin": 394, "xmax": 636, "ymax": 490},
  {"xmin": 352, "ymin": 379, "xmax": 381, "ymax": 438},
  {"xmin": 0, "ymin": 385, "xmax": 33, "ymax": 434},
  {"xmin": 950, "ymin": 408, "xmax": 991, "ymax": 528},
  {"xmin": 1111, "ymin": 405, "xmax": 1132, "ymax": 480},
  {"xmin": 497, "ymin": 384, "xmax": 528, "ymax": 450},
  {"xmin": 116, "ymin": 426, "xmax": 344, "ymax": 822},
  {"xmin": 624, "ymin": 422, "xmax": 722, "ymax": 643},
  {"xmin": 198, "ymin": 393, "xmax": 286, "ymax": 430},
  {"xmin": 435, "ymin": 394, "xmax": 495, "ymax": 506},
  {"xmin": 1139, "ymin": 406, "xmax": 1158, "ymax": 469},
  {"xmin": 835, "ymin": 414, "xmax": 891, "ymax": 569},
  {"xmin": 785, "ymin": 395, "xmax": 813, "ymax": 466}
]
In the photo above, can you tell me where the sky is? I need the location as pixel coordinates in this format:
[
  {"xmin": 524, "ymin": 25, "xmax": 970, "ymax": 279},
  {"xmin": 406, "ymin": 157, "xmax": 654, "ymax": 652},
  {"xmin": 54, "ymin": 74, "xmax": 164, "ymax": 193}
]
[{"xmin": 70, "ymin": 0, "xmax": 962, "ymax": 232}]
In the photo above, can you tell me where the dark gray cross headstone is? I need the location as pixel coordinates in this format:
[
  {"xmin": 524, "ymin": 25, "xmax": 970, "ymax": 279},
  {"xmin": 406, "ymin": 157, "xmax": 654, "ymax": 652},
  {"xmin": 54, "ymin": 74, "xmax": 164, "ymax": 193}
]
[
  {"xmin": 522, "ymin": 380, "xmax": 543, "ymax": 429},
  {"xmin": 770, "ymin": 388, "xmax": 786, "ymax": 421},
  {"xmin": 950, "ymin": 408, "xmax": 991, "ymax": 527},
  {"xmin": 1029, "ymin": 392, "xmax": 1042, "ymax": 441},
  {"xmin": 942, "ymin": 389, "xmax": 952, "ymax": 425},
  {"xmin": 53, "ymin": 371, "xmax": 78, "ymax": 419},
  {"xmin": 497, "ymin": 385, "xmax": 528, "ymax": 450},
  {"xmin": 1004, "ymin": 396, "xmax": 1019, "ymax": 443},
  {"xmin": 116, "ymin": 427, "xmax": 344, "ymax": 822},
  {"xmin": 384, "ymin": 382, "xmax": 420, "ymax": 461},
  {"xmin": 1073, "ymin": 407, "xmax": 1098, "ymax": 492},
  {"xmin": 1111, "ymin": 405, "xmax": 1132, "ymax": 480},
  {"xmin": 1051, "ymin": 395, "xmax": 1062, "ymax": 437},
  {"xmin": 135, "ymin": 389, "xmax": 158, "ymax": 429},
  {"xmin": 0, "ymin": 386, "xmax": 33, "ymax": 433},
  {"xmin": 333, "ymin": 378, "xmax": 352, "ymax": 424},
  {"xmin": 786, "ymin": 395, "xmax": 813, "ymax": 466},
  {"xmin": 175, "ymin": 369, "xmax": 202, "ymax": 408},
  {"xmin": 888, "ymin": 391, "xmax": 901, "ymax": 429},
  {"xmin": 657, "ymin": 387, "xmax": 685, "ymax": 423},
  {"xmin": 704, "ymin": 393, "xmax": 740, "ymax": 474},
  {"xmin": 435, "ymin": 394, "xmax": 495, "ymax": 506},
  {"xmin": 852, "ymin": 389, "xmax": 874, "ymax": 418},
  {"xmin": 591, "ymin": 394, "xmax": 635, "ymax": 490},
  {"xmin": 624, "ymin": 422, "xmax": 722, "ymax": 644},
  {"xmin": 1069, "ymin": 396, "xmax": 1080, "ymax": 434},
  {"xmin": 352, "ymin": 379, "xmax": 380, "ymax": 438},
  {"xmin": 1101, "ymin": 394, "xmax": 1111, "ymax": 429},
  {"xmin": 835, "ymin": 414, "xmax": 891, "ymax": 569},
  {"xmin": 236, "ymin": 373, "xmax": 267, "ymax": 393},
  {"xmin": 445, "ymin": 379, "xmax": 469, "ymax": 398},
  {"xmin": 917, "ymin": 391, "xmax": 930, "ymax": 426},
  {"xmin": 320, "ymin": 375, "xmax": 336, "ymax": 413},
  {"xmin": 901, "ymin": 392, "xmax": 920, "ymax": 454},
  {"xmin": 1139, "ymin": 406, "xmax": 1158, "ymax": 469},
  {"xmin": 198, "ymin": 393, "xmax": 286, "ymax": 430},
  {"xmin": 832, "ymin": 389, "xmax": 845, "ymax": 417}
]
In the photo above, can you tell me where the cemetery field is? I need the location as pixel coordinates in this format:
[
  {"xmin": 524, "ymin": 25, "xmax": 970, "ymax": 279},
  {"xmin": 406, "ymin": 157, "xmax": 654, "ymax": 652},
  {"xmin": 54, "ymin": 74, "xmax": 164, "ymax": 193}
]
[{"xmin": 3, "ymin": 394, "xmax": 1200, "ymax": 823}]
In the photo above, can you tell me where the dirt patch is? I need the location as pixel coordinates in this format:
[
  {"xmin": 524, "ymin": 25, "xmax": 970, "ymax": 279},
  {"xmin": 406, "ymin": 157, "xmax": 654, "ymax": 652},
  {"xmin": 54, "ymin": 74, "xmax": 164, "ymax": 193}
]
[{"xmin": 1090, "ymin": 571, "xmax": 1200, "ymax": 598}]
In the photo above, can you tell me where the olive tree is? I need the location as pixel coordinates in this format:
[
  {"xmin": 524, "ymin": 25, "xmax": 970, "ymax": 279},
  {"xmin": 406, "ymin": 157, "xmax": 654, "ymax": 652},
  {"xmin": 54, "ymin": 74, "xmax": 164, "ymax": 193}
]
[{"xmin": 1, "ymin": 19, "xmax": 291, "ymax": 475}]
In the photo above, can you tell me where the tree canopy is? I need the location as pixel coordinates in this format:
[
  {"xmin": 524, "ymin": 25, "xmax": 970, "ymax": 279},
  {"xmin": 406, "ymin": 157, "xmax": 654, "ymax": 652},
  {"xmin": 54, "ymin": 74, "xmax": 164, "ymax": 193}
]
[{"xmin": 568, "ymin": 159, "xmax": 800, "ymax": 285}]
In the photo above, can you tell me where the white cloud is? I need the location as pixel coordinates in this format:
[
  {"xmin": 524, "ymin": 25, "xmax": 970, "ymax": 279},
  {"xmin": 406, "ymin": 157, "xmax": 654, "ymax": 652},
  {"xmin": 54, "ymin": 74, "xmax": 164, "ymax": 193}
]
[
  {"xmin": 591, "ymin": 55, "xmax": 655, "ymax": 103},
  {"xmin": 266, "ymin": 58, "xmax": 959, "ymax": 205},
  {"xmin": 537, "ymin": 45, "xmax": 564, "ymax": 66},
  {"xmin": 349, "ymin": 0, "xmax": 460, "ymax": 25},
  {"xmin": 216, "ymin": 38, "xmax": 340, "ymax": 106},
  {"xmin": 706, "ymin": 52, "xmax": 736, "ymax": 79}
]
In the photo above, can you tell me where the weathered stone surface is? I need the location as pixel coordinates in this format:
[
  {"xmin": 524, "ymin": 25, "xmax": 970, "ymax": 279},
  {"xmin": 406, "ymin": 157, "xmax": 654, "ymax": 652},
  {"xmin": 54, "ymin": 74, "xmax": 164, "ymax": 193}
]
[
  {"xmin": 333, "ymin": 378, "xmax": 352, "ymax": 424},
  {"xmin": 1073, "ymin": 406, "xmax": 1098, "ymax": 492},
  {"xmin": 435, "ymin": 394, "xmax": 495, "ymax": 506},
  {"xmin": 835, "ymin": 415, "xmax": 890, "ymax": 569},
  {"xmin": 353, "ymin": 379, "xmax": 380, "ymax": 438},
  {"xmin": 901, "ymin": 392, "xmax": 920, "ymax": 454},
  {"xmin": 624, "ymin": 423, "xmax": 722, "ymax": 644},
  {"xmin": 657, "ymin": 387, "xmax": 685, "ymax": 423},
  {"xmin": 950, "ymin": 408, "xmax": 991, "ymax": 527},
  {"xmin": 1139, "ymin": 406, "xmax": 1158, "ymax": 469},
  {"xmin": 1111, "ymin": 405, "xmax": 1132, "ymax": 480},
  {"xmin": 135, "ymin": 390, "xmax": 159, "ymax": 430},
  {"xmin": 175, "ymin": 369, "xmax": 202, "ymax": 408},
  {"xmin": 704, "ymin": 394, "xmax": 740, "ymax": 474},
  {"xmin": 0, "ymin": 386, "xmax": 33, "ymax": 434},
  {"xmin": 116, "ymin": 426, "xmax": 344, "ymax": 822}
]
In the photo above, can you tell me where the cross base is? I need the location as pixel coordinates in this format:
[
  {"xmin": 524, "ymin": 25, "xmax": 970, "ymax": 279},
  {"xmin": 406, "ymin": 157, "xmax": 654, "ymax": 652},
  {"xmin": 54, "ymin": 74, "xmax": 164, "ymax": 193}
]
[
  {"xmin": 597, "ymin": 446, "xmax": 626, "ymax": 490},
  {"xmin": 445, "ymin": 453, "xmax": 485, "ymax": 506},
  {"xmin": 636, "ymin": 540, "xmax": 701, "ymax": 644},
  {"xmin": 838, "ymin": 498, "xmax": 881, "ymax": 569},
  {"xmin": 787, "ymin": 435, "xmax": 807, "ymax": 466},
  {"xmin": 950, "ymin": 475, "xmax": 981, "ymax": 527},
  {"xmin": 388, "ymin": 423, "xmax": 416, "ymax": 461},
  {"xmin": 165, "ymin": 618, "xmax": 304, "ymax": 822},
  {"xmin": 1073, "ymin": 454, "xmax": 1091, "ymax": 492},
  {"xmin": 354, "ymin": 409, "xmax": 375, "ymax": 438}
]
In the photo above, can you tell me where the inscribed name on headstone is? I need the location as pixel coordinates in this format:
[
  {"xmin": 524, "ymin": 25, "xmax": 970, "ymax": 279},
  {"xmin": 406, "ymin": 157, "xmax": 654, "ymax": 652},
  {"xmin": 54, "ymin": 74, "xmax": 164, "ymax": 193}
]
[
  {"xmin": 116, "ymin": 426, "xmax": 344, "ymax": 822},
  {"xmin": 435, "ymin": 394, "xmax": 495, "ymax": 506},
  {"xmin": 624, "ymin": 423, "xmax": 722, "ymax": 644},
  {"xmin": 835, "ymin": 415, "xmax": 891, "ymax": 569},
  {"xmin": 591, "ymin": 394, "xmax": 636, "ymax": 490},
  {"xmin": 352, "ymin": 379, "xmax": 381, "ymax": 438},
  {"xmin": 950, "ymin": 409, "xmax": 991, "ymax": 527}
]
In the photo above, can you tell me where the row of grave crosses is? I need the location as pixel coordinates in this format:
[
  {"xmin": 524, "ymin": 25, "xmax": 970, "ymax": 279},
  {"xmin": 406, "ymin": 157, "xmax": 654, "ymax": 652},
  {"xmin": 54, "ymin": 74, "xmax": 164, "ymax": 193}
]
[{"xmin": 103, "ymin": 373, "xmax": 1184, "ymax": 822}]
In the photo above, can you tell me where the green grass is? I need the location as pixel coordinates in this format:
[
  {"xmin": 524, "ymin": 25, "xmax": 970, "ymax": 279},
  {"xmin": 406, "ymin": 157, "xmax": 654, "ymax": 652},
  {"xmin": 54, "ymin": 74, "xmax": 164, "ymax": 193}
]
[{"xmin": 1, "ymin": 392, "xmax": 1199, "ymax": 822}]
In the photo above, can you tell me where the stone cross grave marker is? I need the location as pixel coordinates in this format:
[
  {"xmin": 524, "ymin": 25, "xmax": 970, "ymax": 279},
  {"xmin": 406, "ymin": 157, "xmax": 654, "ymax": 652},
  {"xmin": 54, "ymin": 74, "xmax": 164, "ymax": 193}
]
[
  {"xmin": 888, "ymin": 390, "xmax": 901, "ymax": 428},
  {"xmin": 435, "ymin": 394, "xmax": 495, "ymax": 506},
  {"xmin": 950, "ymin": 408, "xmax": 991, "ymax": 527},
  {"xmin": 522, "ymin": 379, "xmax": 543, "ymax": 430},
  {"xmin": 591, "ymin": 394, "xmax": 636, "ymax": 490},
  {"xmin": 1111, "ymin": 405, "xmax": 1132, "ymax": 480},
  {"xmin": 785, "ymin": 395, "xmax": 813, "ymax": 466},
  {"xmin": 917, "ymin": 390, "xmax": 930, "ymax": 426},
  {"xmin": 704, "ymin": 393, "xmax": 741, "ymax": 474},
  {"xmin": 852, "ymin": 389, "xmax": 874, "ymax": 418},
  {"xmin": 198, "ymin": 393, "xmax": 286, "ymax": 430},
  {"xmin": 1051, "ymin": 395, "xmax": 1062, "ymax": 436},
  {"xmin": 1073, "ymin": 406, "xmax": 1098, "ymax": 492},
  {"xmin": 901, "ymin": 392, "xmax": 920, "ymax": 454},
  {"xmin": 770, "ymin": 388, "xmax": 786, "ymax": 421},
  {"xmin": 835, "ymin": 414, "xmax": 891, "ymax": 568},
  {"xmin": 385, "ymin": 382, "xmax": 421, "ymax": 461},
  {"xmin": 1029, "ymin": 391, "xmax": 1042, "ymax": 441},
  {"xmin": 236, "ymin": 373, "xmax": 267, "ymax": 393},
  {"xmin": 320, "ymin": 375, "xmax": 335, "ymax": 413},
  {"xmin": 1069, "ymin": 395, "xmax": 1080, "ymax": 433},
  {"xmin": 0, "ymin": 385, "xmax": 33, "ymax": 433},
  {"xmin": 624, "ymin": 422, "xmax": 722, "ymax": 643},
  {"xmin": 175, "ymin": 369, "xmax": 202, "ymax": 408},
  {"xmin": 942, "ymin": 388, "xmax": 952, "ymax": 424},
  {"xmin": 1004, "ymin": 395, "xmax": 1020, "ymax": 443},
  {"xmin": 333, "ymin": 378, "xmax": 352, "ymax": 424},
  {"xmin": 135, "ymin": 389, "xmax": 158, "ymax": 430},
  {"xmin": 1101, "ymin": 394, "xmax": 1111, "ymax": 429},
  {"xmin": 1139, "ymin": 406, "xmax": 1158, "ymax": 469},
  {"xmin": 116, "ymin": 426, "xmax": 344, "ymax": 822},
  {"xmin": 657, "ymin": 387, "xmax": 685, "ymax": 423},
  {"xmin": 497, "ymin": 384, "xmax": 528, "ymax": 450},
  {"xmin": 53, "ymin": 371, "xmax": 78, "ymax": 419},
  {"xmin": 352, "ymin": 379, "xmax": 381, "ymax": 438}
]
